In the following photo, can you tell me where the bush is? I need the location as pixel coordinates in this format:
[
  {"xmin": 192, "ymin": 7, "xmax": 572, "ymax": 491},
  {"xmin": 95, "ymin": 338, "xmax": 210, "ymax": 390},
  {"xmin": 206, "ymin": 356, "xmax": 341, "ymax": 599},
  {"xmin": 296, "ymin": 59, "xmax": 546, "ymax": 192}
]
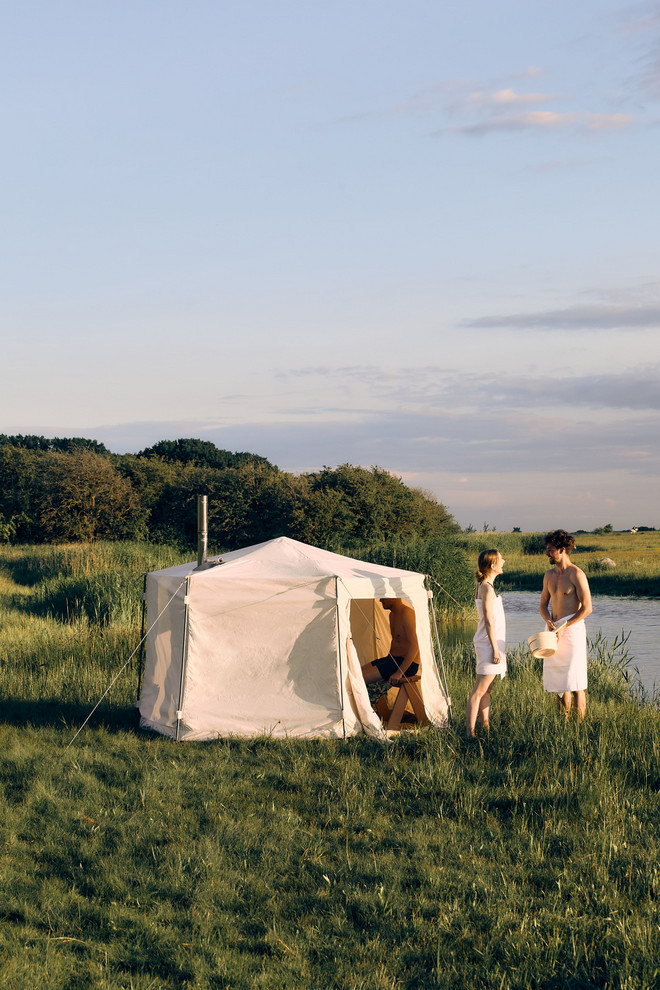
[
  {"xmin": 33, "ymin": 451, "xmax": 144, "ymax": 542},
  {"xmin": 521, "ymin": 533, "xmax": 546, "ymax": 555}
]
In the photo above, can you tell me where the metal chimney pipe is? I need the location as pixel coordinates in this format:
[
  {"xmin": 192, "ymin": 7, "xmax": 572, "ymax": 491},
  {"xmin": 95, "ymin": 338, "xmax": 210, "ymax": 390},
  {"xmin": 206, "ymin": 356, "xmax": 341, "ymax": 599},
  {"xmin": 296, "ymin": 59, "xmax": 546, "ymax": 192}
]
[{"xmin": 197, "ymin": 495, "xmax": 208, "ymax": 568}]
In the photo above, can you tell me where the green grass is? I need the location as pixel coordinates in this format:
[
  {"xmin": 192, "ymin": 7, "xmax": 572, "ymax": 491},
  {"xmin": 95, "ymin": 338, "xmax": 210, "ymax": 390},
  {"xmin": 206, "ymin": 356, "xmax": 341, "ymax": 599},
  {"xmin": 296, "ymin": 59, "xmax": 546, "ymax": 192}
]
[{"xmin": 0, "ymin": 543, "xmax": 659, "ymax": 989}]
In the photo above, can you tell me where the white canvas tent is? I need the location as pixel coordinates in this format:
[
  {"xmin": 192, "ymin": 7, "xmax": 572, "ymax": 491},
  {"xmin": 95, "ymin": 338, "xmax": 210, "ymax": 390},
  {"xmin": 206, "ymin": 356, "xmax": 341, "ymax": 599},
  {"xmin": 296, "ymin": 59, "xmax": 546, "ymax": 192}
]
[{"xmin": 138, "ymin": 536, "xmax": 450, "ymax": 741}]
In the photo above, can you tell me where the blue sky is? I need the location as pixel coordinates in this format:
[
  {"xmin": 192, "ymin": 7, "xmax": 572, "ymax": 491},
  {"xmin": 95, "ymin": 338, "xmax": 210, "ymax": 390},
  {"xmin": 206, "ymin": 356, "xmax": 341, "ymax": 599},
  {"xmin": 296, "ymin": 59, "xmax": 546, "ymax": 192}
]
[{"xmin": 2, "ymin": 0, "xmax": 659, "ymax": 531}]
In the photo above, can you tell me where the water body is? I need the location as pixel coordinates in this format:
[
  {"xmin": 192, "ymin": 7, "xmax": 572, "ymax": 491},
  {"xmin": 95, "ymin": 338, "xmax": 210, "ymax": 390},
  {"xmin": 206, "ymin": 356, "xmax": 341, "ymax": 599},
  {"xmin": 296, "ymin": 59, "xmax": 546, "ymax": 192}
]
[{"xmin": 442, "ymin": 591, "xmax": 660, "ymax": 698}]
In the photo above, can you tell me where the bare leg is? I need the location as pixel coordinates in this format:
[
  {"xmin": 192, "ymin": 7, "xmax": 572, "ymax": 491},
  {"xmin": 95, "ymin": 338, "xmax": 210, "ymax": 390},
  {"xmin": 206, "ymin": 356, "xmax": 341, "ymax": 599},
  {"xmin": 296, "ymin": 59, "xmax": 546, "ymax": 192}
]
[
  {"xmin": 574, "ymin": 690, "xmax": 587, "ymax": 720},
  {"xmin": 478, "ymin": 691, "xmax": 492, "ymax": 731},
  {"xmin": 557, "ymin": 692, "xmax": 572, "ymax": 717},
  {"xmin": 466, "ymin": 675, "xmax": 497, "ymax": 737},
  {"xmin": 361, "ymin": 662, "xmax": 382, "ymax": 685},
  {"xmin": 557, "ymin": 691, "xmax": 586, "ymax": 719}
]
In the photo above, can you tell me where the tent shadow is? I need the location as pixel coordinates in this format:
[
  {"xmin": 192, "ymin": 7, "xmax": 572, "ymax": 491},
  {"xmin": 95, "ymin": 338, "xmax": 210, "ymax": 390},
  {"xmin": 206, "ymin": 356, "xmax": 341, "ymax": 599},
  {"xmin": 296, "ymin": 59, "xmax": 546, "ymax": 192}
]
[
  {"xmin": 0, "ymin": 698, "xmax": 141, "ymax": 733},
  {"xmin": 284, "ymin": 601, "xmax": 340, "ymax": 705}
]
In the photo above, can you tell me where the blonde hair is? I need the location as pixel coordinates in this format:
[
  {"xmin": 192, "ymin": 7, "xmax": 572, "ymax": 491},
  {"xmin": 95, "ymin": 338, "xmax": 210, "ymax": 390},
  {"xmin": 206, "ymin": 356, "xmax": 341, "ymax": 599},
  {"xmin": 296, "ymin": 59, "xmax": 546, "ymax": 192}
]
[{"xmin": 475, "ymin": 549, "xmax": 500, "ymax": 584}]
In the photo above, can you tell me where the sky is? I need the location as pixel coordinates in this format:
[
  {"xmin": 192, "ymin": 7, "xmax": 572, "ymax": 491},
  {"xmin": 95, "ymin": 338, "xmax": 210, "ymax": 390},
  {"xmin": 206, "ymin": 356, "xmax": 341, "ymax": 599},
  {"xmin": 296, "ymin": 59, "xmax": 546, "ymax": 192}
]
[{"xmin": 2, "ymin": 0, "xmax": 659, "ymax": 532}]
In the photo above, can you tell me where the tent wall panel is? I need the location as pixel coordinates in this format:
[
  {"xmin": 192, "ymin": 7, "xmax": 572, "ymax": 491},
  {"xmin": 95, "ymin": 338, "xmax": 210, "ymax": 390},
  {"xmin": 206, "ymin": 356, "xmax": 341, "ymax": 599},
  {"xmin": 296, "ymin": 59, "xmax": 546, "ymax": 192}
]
[{"xmin": 138, "ymin": 537, "xmax": 449, "ymax": 740}]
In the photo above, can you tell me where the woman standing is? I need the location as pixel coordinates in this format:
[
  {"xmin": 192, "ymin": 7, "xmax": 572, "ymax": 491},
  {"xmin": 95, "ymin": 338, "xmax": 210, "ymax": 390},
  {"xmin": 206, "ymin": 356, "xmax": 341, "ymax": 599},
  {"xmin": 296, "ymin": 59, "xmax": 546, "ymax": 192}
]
[{"xmin": 466, "ymin": 549, "xmax": 506, "ymax": 739}]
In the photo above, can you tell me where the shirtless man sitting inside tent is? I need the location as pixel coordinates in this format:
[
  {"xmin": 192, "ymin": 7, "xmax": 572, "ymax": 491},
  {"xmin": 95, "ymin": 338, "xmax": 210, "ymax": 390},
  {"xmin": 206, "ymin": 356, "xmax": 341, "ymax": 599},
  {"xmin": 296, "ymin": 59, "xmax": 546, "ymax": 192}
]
[{"xmin": 361, "ymin": 598, "xmax": 420, "ymax": 687}]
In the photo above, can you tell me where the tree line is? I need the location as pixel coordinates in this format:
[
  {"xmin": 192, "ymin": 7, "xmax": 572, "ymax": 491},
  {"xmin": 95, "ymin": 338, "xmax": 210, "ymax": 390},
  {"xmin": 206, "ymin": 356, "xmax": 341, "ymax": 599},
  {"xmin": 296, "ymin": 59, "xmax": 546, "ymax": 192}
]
[{"xmin": 0, "ymin": 435, "xmax": 460, "ymax": 549}]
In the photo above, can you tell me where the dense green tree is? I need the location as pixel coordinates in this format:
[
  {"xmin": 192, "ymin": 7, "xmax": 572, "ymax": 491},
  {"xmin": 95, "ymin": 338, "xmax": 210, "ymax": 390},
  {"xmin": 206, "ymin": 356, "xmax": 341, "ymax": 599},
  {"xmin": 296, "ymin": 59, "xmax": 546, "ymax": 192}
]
[
  {"xmin": 137, "ymin": 438, "xmax": 275, "ymax": 471},
  {"xmin": 0, "ymin": 445, "xmax": 42, "ymax": 541},
  {"xmin": 146, "ymin": 462, "xmax": 298, "ymax": 549},
  {"xmin": 0, "ymin": 434, "xmax": 109, "ymax": 454},
  {"xmin": 0, "ymin": 435, "xmax": 460, "ymax": 549},
  {"xmin": 305, "ymin": 464, "xmax": 458, "ymax": 545},
  {"xmin": 114, "ymin": 454, "xmax": 179, "ymax": 527},
  {"xmin": 31, "ymin": 450, "xmax": 143, "ymax": 541}
]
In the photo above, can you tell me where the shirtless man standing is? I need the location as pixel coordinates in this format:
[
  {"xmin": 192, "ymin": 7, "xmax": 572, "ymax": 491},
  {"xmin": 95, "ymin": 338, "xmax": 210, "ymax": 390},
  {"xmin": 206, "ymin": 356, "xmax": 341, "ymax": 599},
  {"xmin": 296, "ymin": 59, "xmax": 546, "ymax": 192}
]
[
  {"xmin": 539, "ymin": 530, "xmax": 592, "ymax": 719},
  {"xmin": 361, "ymin": 598, "xmax": 420, "ymax": 687}
]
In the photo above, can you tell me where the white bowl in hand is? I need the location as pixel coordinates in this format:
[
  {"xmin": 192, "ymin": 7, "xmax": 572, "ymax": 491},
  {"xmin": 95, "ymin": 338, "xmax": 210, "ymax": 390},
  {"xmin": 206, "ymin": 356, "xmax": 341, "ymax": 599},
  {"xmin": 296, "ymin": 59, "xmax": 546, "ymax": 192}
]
[{"xmin": 528, "ymin": 630, "xmax": 558, "ymax": 659}]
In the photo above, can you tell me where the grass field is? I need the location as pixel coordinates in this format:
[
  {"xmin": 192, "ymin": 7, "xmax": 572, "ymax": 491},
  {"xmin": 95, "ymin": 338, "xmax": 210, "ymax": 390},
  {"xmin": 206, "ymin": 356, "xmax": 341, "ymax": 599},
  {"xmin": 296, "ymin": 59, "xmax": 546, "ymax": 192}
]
[
  {"xmin": 0, "ymin": 542, "xmax": 659, "ymax": 989},
  {"xmin": 462, "ymin": 531, "xmax": 660, "ymax": 597}
]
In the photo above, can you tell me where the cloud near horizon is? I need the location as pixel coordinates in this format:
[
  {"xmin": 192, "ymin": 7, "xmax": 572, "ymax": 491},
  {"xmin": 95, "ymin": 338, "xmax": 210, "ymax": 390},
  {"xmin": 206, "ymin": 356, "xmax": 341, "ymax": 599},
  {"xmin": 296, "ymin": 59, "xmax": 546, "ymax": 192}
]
[
  {"xmin": 278, "ymin": 363, "xmax": 660, "ymax": 413},
  {"xmin": 463, "ymin": 303, "xmax": 660, "ymax": 331},
  {"xmin": 76, "ymin": 356, "xmax": 659, "ymax": 531},
  {"xmin": 89, "ymin": 404, "xmax": 659, "ymax": 482},
  {"xmin": 86, "ymin": 359, "xmax": 660, "ymax": 477}
]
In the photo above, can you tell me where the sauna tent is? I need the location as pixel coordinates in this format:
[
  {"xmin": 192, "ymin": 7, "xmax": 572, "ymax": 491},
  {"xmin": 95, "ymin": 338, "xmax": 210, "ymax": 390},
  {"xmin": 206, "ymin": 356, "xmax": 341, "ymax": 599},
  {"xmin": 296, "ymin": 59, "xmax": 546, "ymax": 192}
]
[{"xmin": 138, "ymin": 536, "xmax": 449, "ymax": 741}]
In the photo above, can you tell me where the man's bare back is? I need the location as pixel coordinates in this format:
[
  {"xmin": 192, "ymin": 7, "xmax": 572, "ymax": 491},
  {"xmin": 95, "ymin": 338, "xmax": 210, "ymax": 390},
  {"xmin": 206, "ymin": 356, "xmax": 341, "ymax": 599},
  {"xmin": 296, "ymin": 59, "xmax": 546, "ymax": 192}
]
[{"xmin": 384, "ymin": 598, "xmax": 420, "ymax": 666}]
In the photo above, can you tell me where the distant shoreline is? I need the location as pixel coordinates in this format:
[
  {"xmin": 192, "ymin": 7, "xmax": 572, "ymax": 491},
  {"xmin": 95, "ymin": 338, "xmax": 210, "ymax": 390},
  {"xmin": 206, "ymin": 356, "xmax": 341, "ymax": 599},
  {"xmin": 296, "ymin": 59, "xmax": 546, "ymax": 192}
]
[{"xmin": 463, "ymin": 530, "xmax": 660, "ymax": 599}]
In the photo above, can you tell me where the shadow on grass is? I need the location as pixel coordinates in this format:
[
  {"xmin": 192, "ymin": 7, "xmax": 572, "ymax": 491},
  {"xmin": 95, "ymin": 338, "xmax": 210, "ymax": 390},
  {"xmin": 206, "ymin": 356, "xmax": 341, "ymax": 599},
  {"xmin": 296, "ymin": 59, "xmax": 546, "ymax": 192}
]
[
  {"xmin": 0, "ymin": 554, "xmax": 60, "ymax": 588},
  {"xmin": 0, "ymin": 700, "xmax": 402, "ymax": 754},
  {"xmin": 0, "ymin": 697, "xmax": 141, "ymax": 733},
  {"xmin": 2, "ymin": 569, "xmax": 145, "ymax": 626}
]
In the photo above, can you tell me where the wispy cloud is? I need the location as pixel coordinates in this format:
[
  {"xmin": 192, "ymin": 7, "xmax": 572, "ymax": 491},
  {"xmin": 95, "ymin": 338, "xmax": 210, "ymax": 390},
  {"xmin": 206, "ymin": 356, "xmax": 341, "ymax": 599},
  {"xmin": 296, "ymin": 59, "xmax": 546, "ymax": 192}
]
[
  {"xmin": 467, "ymin": 88, "xmax": 555, "ymax": 108},
  {"xmin": 618, "ymin": 3, "xmax": 660, "ymax": 100},
  {"xmin": 341, "ymin": 54, "xmax": 637, "ymax": 140},
  {"xmin": 462, "ymin": 304, "xmax": 660, "ymax": 330},
  {"xmin": 619, "ymin": 2, "xmax": 660, "ymax": 38},
  {"xmin": 276, "ymin": 363, "xmax": 660, "ymax": 414},
  {"xmin": 470, "ymin": 370, "xmax": 660, "ymax": 413},
  {"xmin": 441, "ymin": 111, "xmax": 634, "ymax": 136}
]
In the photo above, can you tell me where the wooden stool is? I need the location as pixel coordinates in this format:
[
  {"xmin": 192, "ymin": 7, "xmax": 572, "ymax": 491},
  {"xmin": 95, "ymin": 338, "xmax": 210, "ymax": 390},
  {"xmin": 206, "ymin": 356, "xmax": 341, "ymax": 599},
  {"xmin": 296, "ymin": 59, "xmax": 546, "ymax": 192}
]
[{"xmin": 386, "ymin": 675, "xmax": 429, "ymax": 731}]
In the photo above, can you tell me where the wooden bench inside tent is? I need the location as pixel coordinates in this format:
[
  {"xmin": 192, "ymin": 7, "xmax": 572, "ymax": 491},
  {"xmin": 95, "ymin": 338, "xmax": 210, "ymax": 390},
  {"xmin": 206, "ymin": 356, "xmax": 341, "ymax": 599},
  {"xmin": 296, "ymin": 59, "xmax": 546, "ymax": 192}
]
[{"xmin": 374, "ymin": 675, "xmax": 429, "ymax": 731}]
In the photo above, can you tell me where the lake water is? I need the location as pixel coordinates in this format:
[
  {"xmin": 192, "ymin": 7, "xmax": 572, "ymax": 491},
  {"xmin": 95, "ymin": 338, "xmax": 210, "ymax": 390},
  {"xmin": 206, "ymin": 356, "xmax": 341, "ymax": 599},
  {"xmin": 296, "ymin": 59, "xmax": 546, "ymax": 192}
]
[{"xmin": 442, "ymin": 591, "xmax": 660, "ymax": 698}]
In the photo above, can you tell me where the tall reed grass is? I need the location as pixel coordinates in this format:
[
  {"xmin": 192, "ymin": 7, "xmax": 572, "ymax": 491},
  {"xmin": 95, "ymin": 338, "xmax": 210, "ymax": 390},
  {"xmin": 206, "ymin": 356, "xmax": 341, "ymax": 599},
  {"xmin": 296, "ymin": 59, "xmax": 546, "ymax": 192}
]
[{"xmin": 0, "ymin": 542, "xmax": 187, "ymax": 718}]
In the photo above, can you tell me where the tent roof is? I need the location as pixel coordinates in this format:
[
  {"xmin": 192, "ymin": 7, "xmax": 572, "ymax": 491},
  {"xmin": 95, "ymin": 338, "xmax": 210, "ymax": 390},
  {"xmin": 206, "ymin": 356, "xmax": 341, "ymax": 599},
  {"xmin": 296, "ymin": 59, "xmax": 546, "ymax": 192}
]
[{"xmin": 150, "ymin": 535, "xmax": 425, "ymax": 585}]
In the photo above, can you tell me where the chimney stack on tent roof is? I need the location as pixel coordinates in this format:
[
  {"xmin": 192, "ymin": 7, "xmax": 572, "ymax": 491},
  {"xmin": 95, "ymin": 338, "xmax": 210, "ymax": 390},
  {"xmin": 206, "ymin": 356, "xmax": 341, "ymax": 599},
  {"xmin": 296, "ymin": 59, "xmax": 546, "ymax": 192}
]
[{"xmin": 196, "ymin": 494, "xmax": 208, "ymax": 570}]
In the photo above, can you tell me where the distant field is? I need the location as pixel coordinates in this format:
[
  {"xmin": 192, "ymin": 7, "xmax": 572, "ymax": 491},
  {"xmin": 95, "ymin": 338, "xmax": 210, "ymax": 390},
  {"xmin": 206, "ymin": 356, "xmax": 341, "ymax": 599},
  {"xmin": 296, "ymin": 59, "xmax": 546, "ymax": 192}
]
[{"xmin": 463, "ymin": 531, "xmax": 660, "ymax": 597}]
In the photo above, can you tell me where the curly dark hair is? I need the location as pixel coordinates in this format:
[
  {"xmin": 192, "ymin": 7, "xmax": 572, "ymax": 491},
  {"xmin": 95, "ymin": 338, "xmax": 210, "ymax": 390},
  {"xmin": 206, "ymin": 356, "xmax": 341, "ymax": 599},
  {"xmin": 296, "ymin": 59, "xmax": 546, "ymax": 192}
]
[{"xmin": 544, "ymin": 529, "xmax": 576, "ymax": 553}]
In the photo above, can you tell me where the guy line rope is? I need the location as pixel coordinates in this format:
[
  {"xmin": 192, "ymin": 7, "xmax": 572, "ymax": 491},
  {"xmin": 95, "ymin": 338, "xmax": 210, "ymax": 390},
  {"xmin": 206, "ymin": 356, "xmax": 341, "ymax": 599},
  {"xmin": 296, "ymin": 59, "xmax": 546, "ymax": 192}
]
[{"xmin": 66, "ymin": 579, "xmax": 187, "ymax": 749}]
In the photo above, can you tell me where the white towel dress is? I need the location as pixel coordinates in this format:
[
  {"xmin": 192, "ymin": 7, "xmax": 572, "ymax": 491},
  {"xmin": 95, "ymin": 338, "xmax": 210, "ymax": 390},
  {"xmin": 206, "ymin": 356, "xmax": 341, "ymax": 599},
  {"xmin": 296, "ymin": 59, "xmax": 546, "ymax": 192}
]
[{"xmin": 473, "ymin": 596, "xmax": 507, "ymax": 678}]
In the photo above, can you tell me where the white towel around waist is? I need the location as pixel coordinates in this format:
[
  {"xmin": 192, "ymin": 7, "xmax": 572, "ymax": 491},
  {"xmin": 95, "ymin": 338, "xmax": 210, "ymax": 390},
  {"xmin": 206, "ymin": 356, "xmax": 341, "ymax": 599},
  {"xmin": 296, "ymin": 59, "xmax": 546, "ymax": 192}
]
[{"xmin": 542, "ymin": 612, "xmax": 587, "ymax": 693}]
